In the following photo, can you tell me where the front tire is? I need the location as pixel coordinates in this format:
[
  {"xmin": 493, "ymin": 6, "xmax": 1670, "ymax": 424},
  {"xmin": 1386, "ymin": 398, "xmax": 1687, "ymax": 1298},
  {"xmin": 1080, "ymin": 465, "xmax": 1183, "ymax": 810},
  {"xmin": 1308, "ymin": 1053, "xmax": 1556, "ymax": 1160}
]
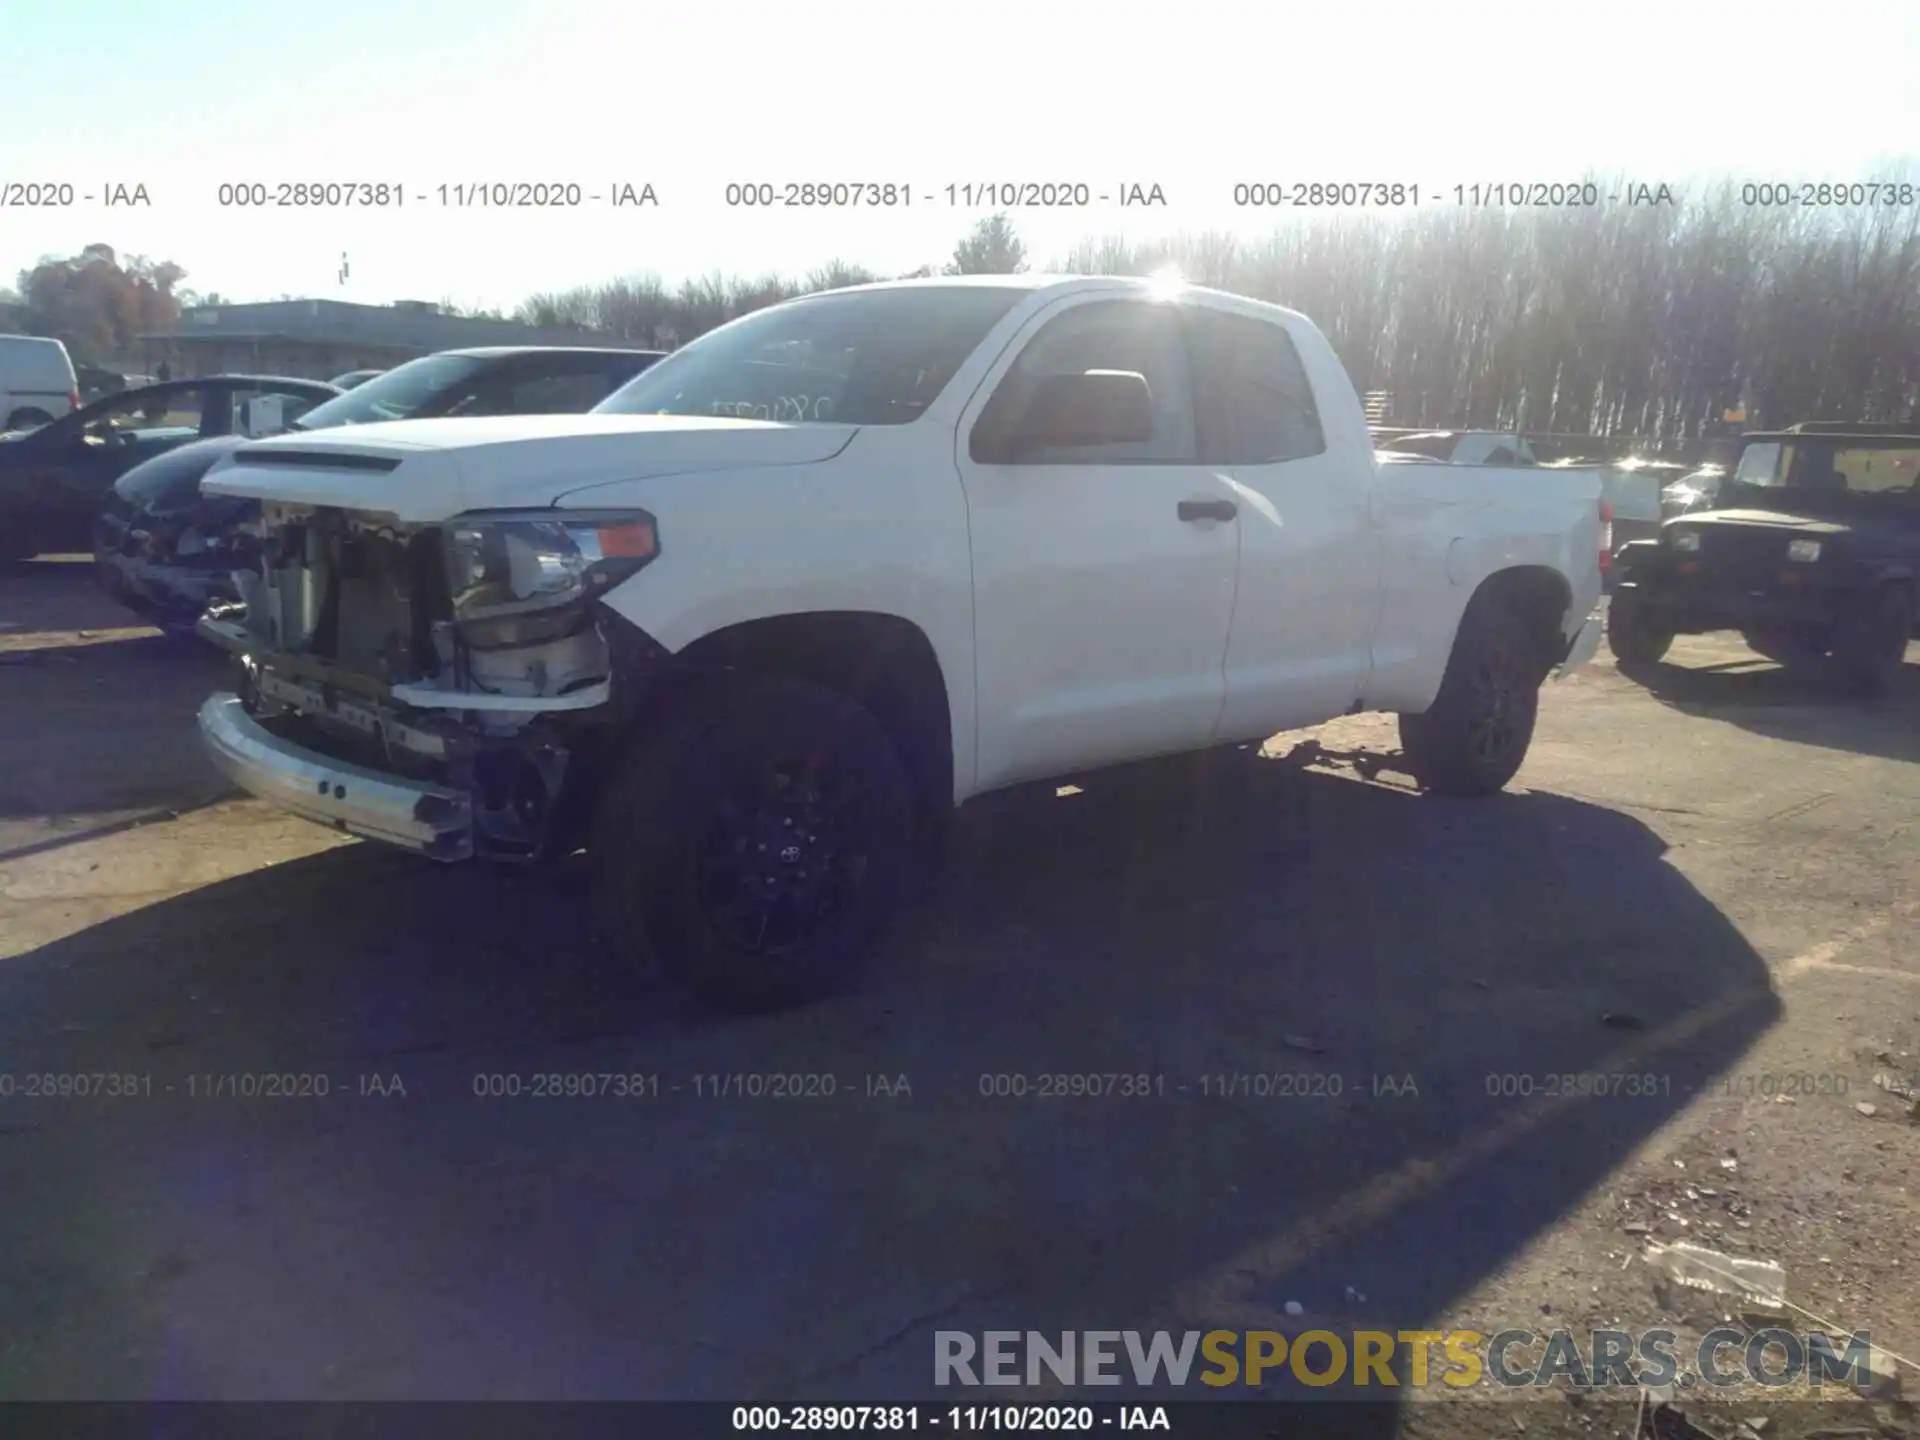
[
  {"xmin": 1831, "ymin": 584, "xmax": 1913, "ymax": 699},
  {"xmin": 1399, "ymin": 599, "xmax": 1543, "ymax": 797},
  {"xmin": 590, "ymin": 673, "xmax": 915, "ymax": 1013},
  {"xmin": 1606, "ymin": 589, "xmax": 1674, "ymax": 666}
]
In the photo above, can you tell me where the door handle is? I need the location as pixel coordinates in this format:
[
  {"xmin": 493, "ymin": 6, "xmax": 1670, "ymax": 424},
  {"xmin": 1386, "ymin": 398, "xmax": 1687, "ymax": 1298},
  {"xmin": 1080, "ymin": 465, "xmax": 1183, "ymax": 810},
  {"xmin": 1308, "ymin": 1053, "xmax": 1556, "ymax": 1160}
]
[{"xmin": 1178, "ymin": 498, "xmax": 1237, "ymax": 523}]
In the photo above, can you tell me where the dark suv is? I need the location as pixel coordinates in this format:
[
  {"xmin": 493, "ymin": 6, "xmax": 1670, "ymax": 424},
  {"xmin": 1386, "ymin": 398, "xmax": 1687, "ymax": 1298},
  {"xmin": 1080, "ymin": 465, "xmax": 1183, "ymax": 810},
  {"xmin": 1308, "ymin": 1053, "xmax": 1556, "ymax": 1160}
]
[
  {"xmin": 93, "ymin": 346, "xmax": 665, "ymax": 633},
  {"xmin": 285, "ymin": 346, "xmax": 666, "ymax": 433},
  {"xmin": 1607, "ymin": 423, "xmax": 1919, "ymax": 695}
]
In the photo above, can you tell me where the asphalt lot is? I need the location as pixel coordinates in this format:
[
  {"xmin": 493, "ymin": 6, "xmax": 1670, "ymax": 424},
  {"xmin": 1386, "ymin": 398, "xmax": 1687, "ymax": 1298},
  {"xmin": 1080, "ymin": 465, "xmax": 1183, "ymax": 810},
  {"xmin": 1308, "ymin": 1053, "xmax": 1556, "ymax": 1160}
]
[{"xmin": 2, "ymin": 557, "xmax": 1916, "ymax": 1431}]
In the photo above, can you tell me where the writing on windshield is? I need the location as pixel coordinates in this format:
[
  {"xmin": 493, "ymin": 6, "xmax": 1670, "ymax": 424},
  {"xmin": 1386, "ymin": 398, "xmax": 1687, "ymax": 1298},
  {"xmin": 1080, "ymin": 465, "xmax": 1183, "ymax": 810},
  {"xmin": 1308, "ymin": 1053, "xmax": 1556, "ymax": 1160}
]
[{"xmin": 595, "ymin": 286, "xmax": 1027, "ymax": 426}]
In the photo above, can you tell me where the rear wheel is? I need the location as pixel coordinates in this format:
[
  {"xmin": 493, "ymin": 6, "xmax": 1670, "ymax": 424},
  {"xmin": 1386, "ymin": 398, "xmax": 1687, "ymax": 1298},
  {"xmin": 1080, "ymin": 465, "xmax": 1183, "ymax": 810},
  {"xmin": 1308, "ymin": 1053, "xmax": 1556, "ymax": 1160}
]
[
  {"xmin": 1399, "ymin": 599, "xmax": 1543, "ymax": 797},
  {"xmin": 591, "ymin": 673, "xmax": 915, "ymax": 1012},
  {"xmin": 1831, "ymin": 584, "xmax": 1913, "ymax": 698},
  {"xmin": 1606, "ymin": 589, "xmax": 1674, "ymax": 667},
  {"xmin": 4, "ymin": 408, "xmax": 55, "ymax": 432}
]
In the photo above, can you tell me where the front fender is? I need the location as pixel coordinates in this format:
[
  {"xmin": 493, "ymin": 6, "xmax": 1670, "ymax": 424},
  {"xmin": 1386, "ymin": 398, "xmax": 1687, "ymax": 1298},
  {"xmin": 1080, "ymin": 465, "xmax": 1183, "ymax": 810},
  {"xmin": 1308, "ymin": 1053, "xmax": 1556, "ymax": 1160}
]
[{"xmin": 562, "ymin": 437, "xmax": 980, "ymax": 796}]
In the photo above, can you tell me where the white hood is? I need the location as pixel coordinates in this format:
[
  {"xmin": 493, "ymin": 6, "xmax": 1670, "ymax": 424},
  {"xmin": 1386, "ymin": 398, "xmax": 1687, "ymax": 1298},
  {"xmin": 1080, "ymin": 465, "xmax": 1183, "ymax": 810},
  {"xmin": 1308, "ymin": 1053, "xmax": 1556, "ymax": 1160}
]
[{"xmin": 199, "ymin": 413, "xmax": 859, "ymax": 523}]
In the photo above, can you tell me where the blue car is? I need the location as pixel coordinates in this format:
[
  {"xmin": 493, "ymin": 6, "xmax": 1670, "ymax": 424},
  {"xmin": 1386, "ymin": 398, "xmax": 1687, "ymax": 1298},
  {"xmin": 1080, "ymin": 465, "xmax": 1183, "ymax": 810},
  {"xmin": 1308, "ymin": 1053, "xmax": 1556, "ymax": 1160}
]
[
  {"xmin": 92, "ymin": 346, "xmax": 665, "ymax": 633},
  {"xmin": 2, "ymin": 374, "xmax": 340, "ymax": 562}
]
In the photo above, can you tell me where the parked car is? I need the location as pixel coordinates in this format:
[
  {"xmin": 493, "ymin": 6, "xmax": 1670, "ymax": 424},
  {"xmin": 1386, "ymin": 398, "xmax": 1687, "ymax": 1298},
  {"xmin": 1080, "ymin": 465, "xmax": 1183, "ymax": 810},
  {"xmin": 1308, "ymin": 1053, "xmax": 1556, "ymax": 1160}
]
[
  {"xmin": 93, "ymin": 346, "xmax": 666, "ymax": 629},
  {"xmin": 0, "ymin": 334, "xmax": 80, "ymax": 432},
  {"xmin": 1661, "ymin": 465, "xmax": 1725, "ymax": 517},
  {"xmin": 91, "ymin": 436, "xmax": 258, "ymax": 635},
  {"xmin": 75, "ymin": 364, "xmax": 129, "ymax": 405},
  {"xmin": 1375, "ymin": 430, "xmax": 1539, "ymax": 466},
  {"xmin": 192, "ymin": 277, "xmax": 1606, "ymax": 1012},
  {"xmin": 1609, "ymin": 424, "xmax": 1920, "ymax": 695},
  {"xmin": 1, "ymin": 375, "xmax": 340, "ymax": 561},
  {"xmin": 328, "ymin": 368, "xmax": 386, "ymax": 390},
  {"xmin": 293, "ymin": 347, "xmax": 665, "ymax": 434},
  {"xmin": 1541, "ymin": 456, "xmax": 1668, "ymax": 548}
]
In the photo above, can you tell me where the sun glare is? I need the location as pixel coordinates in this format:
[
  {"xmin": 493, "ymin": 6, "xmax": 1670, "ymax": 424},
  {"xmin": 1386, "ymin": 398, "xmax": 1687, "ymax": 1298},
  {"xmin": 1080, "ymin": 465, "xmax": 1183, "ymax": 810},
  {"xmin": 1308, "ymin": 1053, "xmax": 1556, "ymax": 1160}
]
[{"xmin": 1145, "ymin": 266, "xmax": 1185, "ymax": 299}]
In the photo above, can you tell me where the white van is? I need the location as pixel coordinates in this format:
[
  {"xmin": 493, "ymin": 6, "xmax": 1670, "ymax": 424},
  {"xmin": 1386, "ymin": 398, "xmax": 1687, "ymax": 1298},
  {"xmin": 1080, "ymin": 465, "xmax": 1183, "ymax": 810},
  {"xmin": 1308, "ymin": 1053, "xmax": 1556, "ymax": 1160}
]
[{"xmin": 0, "ymin": 336, "xmax": 81, "ymax": 431}]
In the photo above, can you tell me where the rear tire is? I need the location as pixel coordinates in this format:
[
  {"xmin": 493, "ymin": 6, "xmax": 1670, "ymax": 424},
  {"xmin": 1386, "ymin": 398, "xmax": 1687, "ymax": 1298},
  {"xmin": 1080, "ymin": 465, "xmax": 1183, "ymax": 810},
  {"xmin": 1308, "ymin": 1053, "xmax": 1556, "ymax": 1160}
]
[
  {"xmin": 5, "ymin": 408, "xmax": 55, "ymax": 432},
  {"xmin": 1399, "ymin": 599, "xmax": 1543, "ymax": 797},
  {"xmin": 1606, "ymin": 590, "xmax": 1674, "ymax": 666},
  {"xmin": 1832, "ymin": 584, "xmax": 1912, "ymax": 699},
  {"xmin": 590, "ymin": 673, "xmax": 915, "ymax": 1012}
]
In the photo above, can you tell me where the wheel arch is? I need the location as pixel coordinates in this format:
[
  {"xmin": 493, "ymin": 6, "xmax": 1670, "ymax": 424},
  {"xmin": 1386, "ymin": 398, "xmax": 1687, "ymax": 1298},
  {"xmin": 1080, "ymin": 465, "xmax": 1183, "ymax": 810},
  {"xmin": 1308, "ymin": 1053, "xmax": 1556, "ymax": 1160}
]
[
  {"xmin": 662, "ymin": 610, "xmax": 958, "ymax": 826},
  {"xmin": 1463, "ymin": 564, "xmax": 1575, "ymax": 675}
]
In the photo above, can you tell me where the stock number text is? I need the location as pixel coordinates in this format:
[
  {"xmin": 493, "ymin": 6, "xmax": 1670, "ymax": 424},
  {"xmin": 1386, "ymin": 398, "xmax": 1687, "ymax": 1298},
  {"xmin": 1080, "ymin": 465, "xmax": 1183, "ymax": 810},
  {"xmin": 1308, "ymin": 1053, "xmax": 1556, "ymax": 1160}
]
[
  {"xmin": 1485, "ymin": 1072, "xmax": 1671, "ymax": 1099},
  {"xmin": 0, "ymin": 1072, "xmax": 152, "ymax": 1099},
  {"xmin": 978, "ymin": 1073, "xmax": 1166, "ymax": 1099},
  {"xmin": 1234, "ymin": 182, "xmax": 1419, "ymax": 207},
  {"xmin": 217, "ymin": 182, "xmax": 404, "ymax": 207},
  {"xmin": 1741, "ymin": 181, "xmax": 1918, "ymax": 207},
  {"xmin": 725, "ymin": 182, "xmax": 912, "ymax": 208}
]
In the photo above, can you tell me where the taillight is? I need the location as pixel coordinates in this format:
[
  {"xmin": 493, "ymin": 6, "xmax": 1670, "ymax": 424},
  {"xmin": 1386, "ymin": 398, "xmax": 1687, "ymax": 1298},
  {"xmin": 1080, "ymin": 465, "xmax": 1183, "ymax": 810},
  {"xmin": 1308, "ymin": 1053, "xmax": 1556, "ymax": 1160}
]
[
  {"xmin": 1598, "ymin": 499, "xmax": 1613, "ymax": 573},
  {"xmin": 69, "ymin": 389, "xmax": 80, "ymax": 412}
]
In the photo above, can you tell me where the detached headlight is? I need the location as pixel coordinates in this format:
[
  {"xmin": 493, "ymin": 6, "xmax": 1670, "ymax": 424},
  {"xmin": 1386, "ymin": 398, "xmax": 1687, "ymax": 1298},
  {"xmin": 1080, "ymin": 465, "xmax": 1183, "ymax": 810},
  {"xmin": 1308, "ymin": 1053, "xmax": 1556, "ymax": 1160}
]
[
  {"xmin": 1786, "ymin": 538, "xmax": 1822, "ymax": 564},
  {"xmin": 1670, "ymin": 529, "xmax": 1702, "ymax": 553},
  {"xmin": 444, "ymin": 509, "xmax": 659, "ymax": 647}
]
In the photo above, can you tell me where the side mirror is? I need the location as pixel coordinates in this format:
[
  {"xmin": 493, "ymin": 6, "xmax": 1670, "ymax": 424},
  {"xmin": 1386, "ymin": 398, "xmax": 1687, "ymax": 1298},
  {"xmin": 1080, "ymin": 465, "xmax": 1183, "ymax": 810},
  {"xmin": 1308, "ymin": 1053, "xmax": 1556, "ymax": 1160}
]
[{"xmin": 994, "ymin": 370, "xmax": 1156, "ymax": 461}]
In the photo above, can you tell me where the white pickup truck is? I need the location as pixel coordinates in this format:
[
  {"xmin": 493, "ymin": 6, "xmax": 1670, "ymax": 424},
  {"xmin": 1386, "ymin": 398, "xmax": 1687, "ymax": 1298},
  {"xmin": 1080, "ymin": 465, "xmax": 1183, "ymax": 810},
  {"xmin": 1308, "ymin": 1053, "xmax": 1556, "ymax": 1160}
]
[{"xmin": 194, "ymin": 276, "xmax": 1606, "ymax": 1011}]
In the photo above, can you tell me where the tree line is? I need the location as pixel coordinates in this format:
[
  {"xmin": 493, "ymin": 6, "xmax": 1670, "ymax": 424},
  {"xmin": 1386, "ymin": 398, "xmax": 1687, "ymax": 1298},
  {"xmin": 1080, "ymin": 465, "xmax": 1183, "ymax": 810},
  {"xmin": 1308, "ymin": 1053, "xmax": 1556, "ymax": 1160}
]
[
  {"xmin": 9, "ymin": 183, "xmax": 1918, "ymax": 441},
  {"xmin": 518, "ymin": 190, "xmax": 1920, "ymax": 441},
  {"xmin": 2, "ymin": 245, "xmax": 190, "ymax": 368}
]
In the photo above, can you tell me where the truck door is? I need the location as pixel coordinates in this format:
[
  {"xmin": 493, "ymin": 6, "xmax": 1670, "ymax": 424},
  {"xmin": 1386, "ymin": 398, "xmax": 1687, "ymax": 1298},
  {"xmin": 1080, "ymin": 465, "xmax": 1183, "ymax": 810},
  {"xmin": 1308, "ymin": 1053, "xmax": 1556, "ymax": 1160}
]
[
  {"xmin": 1181, "ymin": 300, "xmax": 1379, "ymax": 736},
  {"xmin": 955, "ymin": 294, "xmax": 1240, "ymax": 793}
]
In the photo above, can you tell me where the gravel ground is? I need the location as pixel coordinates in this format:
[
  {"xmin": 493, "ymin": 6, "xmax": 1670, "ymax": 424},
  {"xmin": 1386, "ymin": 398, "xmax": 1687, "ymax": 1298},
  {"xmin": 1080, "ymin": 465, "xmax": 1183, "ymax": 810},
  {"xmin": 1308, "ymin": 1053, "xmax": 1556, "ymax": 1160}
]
[{"xmin": 2, "ymin": 556, "xmax": 1916, "ymax": 1437}]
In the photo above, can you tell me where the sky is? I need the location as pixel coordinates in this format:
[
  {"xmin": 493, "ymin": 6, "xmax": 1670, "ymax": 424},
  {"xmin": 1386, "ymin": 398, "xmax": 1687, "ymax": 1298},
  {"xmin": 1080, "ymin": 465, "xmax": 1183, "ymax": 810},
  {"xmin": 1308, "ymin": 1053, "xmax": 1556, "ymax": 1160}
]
[{"xmin": 3, "ymin": 0, "xmax": 1918, "ymax": 315}]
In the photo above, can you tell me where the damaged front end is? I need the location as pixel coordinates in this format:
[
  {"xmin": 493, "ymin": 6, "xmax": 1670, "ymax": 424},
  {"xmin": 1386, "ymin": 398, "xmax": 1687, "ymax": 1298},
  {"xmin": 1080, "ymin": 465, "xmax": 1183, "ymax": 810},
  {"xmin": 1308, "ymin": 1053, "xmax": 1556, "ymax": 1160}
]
[{"xmin": 198, "ymin": 502, "xmax": 663, "ymax": 862}]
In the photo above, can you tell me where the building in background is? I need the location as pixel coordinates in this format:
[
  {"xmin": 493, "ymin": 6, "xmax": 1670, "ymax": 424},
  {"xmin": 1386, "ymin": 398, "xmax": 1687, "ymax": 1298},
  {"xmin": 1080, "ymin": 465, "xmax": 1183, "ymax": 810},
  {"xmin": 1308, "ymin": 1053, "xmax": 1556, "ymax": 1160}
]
[{"xmin": 136, "ymin": 299, "xmax": 618, "ymax": 380}]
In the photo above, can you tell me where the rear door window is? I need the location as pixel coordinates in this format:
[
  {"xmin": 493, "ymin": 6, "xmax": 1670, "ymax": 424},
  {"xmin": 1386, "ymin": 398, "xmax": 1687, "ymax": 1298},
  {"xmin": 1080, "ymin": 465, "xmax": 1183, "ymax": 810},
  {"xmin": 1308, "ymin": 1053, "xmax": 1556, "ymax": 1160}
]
[{"xmin": 1183, "ymin": 305, "xmax": 1325, "ymax": 466}]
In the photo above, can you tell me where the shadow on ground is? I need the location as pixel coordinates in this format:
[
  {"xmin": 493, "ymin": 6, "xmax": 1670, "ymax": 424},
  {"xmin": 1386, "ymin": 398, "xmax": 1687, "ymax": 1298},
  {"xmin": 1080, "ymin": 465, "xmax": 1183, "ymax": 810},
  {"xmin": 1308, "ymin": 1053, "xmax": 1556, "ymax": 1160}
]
[
  {"xmin": 0, "ymin": 633, "xmax": 230, "ymax": 825},
  {"xmin": 1618, "ymin": 646, "xmax": 1919, "ymax": 765},
  {"xmin": 0, "ymin": 736, "xmax": 1781, "ymax": 1411}
]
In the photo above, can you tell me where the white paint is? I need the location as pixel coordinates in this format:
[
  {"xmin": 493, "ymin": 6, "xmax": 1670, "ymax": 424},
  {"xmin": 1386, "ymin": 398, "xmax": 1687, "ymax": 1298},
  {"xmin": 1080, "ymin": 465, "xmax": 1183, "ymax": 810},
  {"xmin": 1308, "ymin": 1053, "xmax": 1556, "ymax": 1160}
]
[{"xmin": 205, "ymin": 276, "xmax": 1606, "ymax": 807}]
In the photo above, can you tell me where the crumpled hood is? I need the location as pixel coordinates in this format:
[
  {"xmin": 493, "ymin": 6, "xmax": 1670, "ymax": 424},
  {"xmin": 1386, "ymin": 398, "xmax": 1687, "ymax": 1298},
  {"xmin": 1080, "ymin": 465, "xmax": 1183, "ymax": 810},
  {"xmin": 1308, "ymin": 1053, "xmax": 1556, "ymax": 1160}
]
[{"xmin": 200, "ymin": 413, "xmax": 859, "ymax": 523}]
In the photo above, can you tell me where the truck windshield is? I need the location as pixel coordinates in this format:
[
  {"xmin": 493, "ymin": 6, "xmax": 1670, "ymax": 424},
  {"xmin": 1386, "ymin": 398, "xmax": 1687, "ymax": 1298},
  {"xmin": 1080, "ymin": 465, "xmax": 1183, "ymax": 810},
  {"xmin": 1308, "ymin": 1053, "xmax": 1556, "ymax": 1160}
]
[
  {"xmin": 1735, "ymin": 440, "xmax": 1920, "ymax": 496},
  {"xmin": 1732, "ymin": 443, "xmax": 1784, "ymax": 485},
  {"xmin": 593, "ymin": 286, "xmax": 1027, "ymax": 425},
  {"xmin": 290, "ymin": 353, "xmax": 489, "ymax": 430}
]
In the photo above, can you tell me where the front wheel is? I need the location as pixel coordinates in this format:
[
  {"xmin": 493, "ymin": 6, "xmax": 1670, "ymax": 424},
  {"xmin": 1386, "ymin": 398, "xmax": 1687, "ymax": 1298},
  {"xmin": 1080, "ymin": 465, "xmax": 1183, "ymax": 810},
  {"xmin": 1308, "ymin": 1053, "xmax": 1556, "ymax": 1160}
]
[
  {"xmin": 1399, "ymin": 599, "xmax": 1543, "ymax": 797},
  {"xmin": 1606, "ymin": 590, "xmax": 1674, "ymax": 667},
  {"xmin": 590, "ymin": 673, "xmax": 915, "ymax": 1012},
  {"xmin": 1831, "ymin": 584, "xmax": 1913, "ymax": 699}
]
